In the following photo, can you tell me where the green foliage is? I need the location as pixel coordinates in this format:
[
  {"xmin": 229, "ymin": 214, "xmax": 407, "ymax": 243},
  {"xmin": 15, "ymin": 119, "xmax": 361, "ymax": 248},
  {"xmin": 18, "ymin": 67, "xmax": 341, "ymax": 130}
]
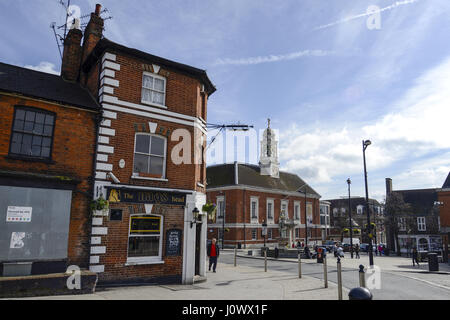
[{"xmin": 90, "ymin": 195, "xmax": 109, "ymax": 212}]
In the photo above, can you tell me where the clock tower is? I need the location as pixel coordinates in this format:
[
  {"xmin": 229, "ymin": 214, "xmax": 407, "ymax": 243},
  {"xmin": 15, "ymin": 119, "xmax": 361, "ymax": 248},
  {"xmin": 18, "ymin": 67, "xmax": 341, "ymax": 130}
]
[{"xmin": 259, "ymin": 119, "xmax": 280, "ymax": 178}]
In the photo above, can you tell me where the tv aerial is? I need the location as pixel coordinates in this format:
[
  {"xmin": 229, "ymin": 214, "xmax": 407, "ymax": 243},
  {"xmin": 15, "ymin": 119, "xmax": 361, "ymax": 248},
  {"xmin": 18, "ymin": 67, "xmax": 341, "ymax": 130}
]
[{"xmin": 50, "ymin": 1, "xmax": 112, "ymax": 59}]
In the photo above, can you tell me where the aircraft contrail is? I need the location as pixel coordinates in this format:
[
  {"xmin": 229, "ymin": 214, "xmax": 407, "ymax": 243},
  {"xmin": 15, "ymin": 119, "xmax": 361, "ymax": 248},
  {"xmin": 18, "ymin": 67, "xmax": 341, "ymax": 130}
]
[{"xmin": 314, "ymin": 0, "xmax": 420, "ymax": 30}]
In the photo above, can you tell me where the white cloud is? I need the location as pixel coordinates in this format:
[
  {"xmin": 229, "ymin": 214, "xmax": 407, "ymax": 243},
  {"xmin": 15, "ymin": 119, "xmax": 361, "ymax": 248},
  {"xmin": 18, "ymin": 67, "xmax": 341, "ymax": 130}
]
[
  {"xmin": 24, "ymin": 62, "xmax": 60, "ymax": 75},
  {"xmin": 278, "ymin": 55, "xmax": 450, "ymax": 187}
]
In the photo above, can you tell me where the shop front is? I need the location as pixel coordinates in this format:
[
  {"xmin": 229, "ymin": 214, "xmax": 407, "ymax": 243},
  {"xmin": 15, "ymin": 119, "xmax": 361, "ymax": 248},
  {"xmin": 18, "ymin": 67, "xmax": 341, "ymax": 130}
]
[{"xmin": 89, "ymin": 185, "xmax": 206, "ymax": 285}]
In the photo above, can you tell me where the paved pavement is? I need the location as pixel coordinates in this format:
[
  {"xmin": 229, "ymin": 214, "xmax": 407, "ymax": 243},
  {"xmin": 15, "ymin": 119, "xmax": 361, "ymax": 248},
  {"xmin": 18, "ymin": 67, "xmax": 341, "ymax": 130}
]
[
  {"xmin": 232, "ymin": 249, "xmax": 450, "ymax": 299},
  {"xmin": 9, "ymin": 255, "xmax": 347, "ymax": 300}
]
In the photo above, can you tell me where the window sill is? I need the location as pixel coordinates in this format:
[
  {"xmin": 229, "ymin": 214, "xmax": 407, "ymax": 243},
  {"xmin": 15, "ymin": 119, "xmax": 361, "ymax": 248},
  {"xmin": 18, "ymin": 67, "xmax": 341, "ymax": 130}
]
[
  {"xmin": 140, "ymin": 100, "xmax": 168, "ymax": 109},
  {"xmin": 125, "ymin": 259, "xmax": 165, "ymax": 266},
  {"xmin": 5, "ymin": 154, "xmax": 55, "ymax": 164},
  {"xmin": 131, "ymin": 175, "xmax": 168, "ymax": 182}
]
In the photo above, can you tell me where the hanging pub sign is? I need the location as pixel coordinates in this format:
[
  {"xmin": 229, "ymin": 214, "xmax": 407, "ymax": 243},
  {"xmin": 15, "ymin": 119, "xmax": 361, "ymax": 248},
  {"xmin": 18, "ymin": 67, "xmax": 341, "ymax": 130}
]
[
  {"xmin": 165, "ymin": 229, "xmax": 182, "ymax": 256},
  {"xmin": 106, "ymin": 187, "xmax": 187, "ymax": 206}
]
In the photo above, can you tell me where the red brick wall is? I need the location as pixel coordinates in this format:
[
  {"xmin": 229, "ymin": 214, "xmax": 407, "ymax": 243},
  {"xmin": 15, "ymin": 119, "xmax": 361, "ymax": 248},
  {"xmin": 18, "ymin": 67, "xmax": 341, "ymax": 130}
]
[
  {"xmin": 438, "ymin": 190, "xmax": 450, "ymax": 228},
  {"xmin": 207, "ymin": 188, "xmax": 323, "ymax": 245},
  {"xmin": 98, "ymin": 203, "xmax": 184, "ymax": 283},
  {"xmin": 0, "ymin": 94, "xmax": 97, "ymax": 267}
]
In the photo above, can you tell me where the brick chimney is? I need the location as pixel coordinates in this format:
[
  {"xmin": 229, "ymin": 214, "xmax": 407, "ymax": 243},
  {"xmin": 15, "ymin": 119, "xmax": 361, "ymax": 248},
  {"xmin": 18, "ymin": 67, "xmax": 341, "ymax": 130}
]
[
  {"xmin": 61, "ymin": 28, "xmax": 83, "ymax": 82},
  {"xmin": 81, "ymin": 4, "xmax": 104, "ymax": 65},
  {"xmin": 386, "ymin": 178, "xmax": 393, "ymax": 197}
]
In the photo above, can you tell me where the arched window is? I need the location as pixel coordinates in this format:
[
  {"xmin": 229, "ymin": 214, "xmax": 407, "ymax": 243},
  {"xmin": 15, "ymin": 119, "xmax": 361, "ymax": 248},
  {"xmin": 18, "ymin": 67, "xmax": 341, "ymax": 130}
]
[{"xmin": 133, "ymin": 133, "xmax": 167, "ymax": 178}]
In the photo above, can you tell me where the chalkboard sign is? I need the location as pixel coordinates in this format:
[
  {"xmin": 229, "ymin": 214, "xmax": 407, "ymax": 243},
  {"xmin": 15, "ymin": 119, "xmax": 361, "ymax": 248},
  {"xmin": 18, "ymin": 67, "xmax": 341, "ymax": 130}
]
[{"xmin": 165, "ymin": 229, "xmax": 182, "ymax": 256}]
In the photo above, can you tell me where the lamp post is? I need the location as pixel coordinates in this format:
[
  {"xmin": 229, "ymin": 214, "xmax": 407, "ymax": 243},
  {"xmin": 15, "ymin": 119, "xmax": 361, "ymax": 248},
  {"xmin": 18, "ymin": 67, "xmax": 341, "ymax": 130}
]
[
  {"xmin": 262, "ymin": 220, "xmax": 267, "ymax": 248},
  {"xmin": 347, "ymin": 178, "xmax": 354, "ymax": 259},
  {"xmin": 362, "ymin": 139, "xmax": 374, "ymax": 266}
]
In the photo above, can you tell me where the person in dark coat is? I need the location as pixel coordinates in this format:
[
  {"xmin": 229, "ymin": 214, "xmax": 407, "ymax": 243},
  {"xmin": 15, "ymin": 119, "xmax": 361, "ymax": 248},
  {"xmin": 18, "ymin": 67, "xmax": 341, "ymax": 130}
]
[
  {"xmin": 355, "ymin": 244, "xmax": 360, "ymax": 259},
  {"xmin": 207, "ymin": 238, "xmax": 220, "ymax": 272},
  {"xmin": 412, "ymin": 247, "xmax": 420, "ymax": 267}
]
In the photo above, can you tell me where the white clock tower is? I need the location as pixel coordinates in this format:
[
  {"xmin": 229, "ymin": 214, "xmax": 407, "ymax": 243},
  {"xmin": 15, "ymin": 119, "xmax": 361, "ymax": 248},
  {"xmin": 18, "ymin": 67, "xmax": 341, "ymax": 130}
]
[{"xmin": 259, "ymin": 119, "xmax": 280, "ymax": 178}]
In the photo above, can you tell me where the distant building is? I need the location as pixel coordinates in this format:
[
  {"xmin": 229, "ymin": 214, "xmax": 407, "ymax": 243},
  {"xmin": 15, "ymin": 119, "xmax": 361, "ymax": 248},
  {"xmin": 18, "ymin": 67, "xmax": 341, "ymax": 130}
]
[
  {"xmin": 326, "ymin": 197, "xmax": 385, "ymax": 244},
  {"xmin": 206, "ymin": 122, "xmax": 322, "ymax": 248},
  {"xmin": 385, "ymin": 178, "xmax": 441, "ymax": 255}
]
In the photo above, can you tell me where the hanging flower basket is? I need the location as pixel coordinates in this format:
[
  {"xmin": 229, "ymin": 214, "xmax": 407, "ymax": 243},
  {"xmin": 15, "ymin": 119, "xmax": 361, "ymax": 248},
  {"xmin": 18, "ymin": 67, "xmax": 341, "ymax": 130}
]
[
  {"xmin": 90, "ymin": 194, "xmax": 109, "ymax": 216},
  {"xmin": 202, "ymin": 202, "xmax": 217, "ymax": 222},
  {"xmin": 353, "ymin": 228, "xmax": 361, "ymax": 234},
  {"xmin": 342, "ymin": 228, "xmax": 350, "ymax": 234}
]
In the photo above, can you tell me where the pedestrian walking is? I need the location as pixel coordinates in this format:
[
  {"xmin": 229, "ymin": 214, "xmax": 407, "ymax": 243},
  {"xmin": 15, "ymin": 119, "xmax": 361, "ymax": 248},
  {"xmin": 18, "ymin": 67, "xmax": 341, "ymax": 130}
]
[
  {"xmin": 412, "ymin": 247, "xmax": 420, "ymax": 267},
  {"xmin": 337, "ymin": 245, "xmax": 344, "ymax": 258},
  {"xmin": 355, "ymin": 244, "xmax": 360, "ymax": 259},
  {"xmin": 207, "ymin": 238, "xmax": 220, "ymax": 272}
]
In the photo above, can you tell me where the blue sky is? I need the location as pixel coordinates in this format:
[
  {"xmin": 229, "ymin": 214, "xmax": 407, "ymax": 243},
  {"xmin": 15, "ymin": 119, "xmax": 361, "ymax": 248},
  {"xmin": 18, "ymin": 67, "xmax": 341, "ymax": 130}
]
[{"xmin": 1, "ymin": 0, "xmax": 450, "ymax": 202}]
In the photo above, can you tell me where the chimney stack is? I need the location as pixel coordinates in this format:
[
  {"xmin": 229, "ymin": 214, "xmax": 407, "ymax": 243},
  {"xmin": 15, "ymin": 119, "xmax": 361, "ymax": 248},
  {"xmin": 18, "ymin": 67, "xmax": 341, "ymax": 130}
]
[
  {"xmin": 386, "ymin": 178, "xmax": 393, "ymax": 197},
  {"xmin": 61, "ymin": 28, "xmax": 83, "ymax": 82},
  {"xmin": 81, "ymin": 3, "xmax": 104, "ymax": 65}
]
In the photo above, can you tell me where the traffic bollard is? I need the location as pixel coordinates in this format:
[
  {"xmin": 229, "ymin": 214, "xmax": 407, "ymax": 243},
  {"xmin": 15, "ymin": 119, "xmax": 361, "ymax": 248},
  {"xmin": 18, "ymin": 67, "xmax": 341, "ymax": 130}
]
[
  {"xmin": 324, "ymin": 256, "xmax": 328, "ymax": 288},
  {"xmin": 337, "ymin": 257, "xmax": 343, "ymax": 300},
  {"xmin": 298, "ymin": 251, "xmax": 302, "ymax": 278},
  {"xmin": 359, "ymin": 265, "xmax": 366, "ymax": 287},
  {"xmin": 264, "ymin": 249, "xmax": 267, "ymax": 272},
  {"xmin": 234, "ymin": 246, "xmax": 237, "ymax": 267}
]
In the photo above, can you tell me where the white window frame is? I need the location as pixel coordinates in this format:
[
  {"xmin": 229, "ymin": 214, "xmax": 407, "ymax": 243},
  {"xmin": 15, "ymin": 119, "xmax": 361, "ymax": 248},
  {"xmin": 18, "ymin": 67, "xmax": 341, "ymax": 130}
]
[
  {"xmin": 333, "ymin": 208, "xmax": 338, "ymax": 217},
  {"xmin": 357, "ymin": 205, "xmax": 364, "ymax": 215},
  {"xmin": 268, "ymin": 229, "xmax": 272, "ymax": 240},
  {"xmin": 266, "ymin": 198, "xmax": 274, "ymax": 223},
  {"xmin": 251, "ymin": 228, "xmax": 257, "ymax": 240},
  {"xmin": 281, "ymin": 200, "xmax": 289, "ymax": 220},
  {"xmin": 132, "ymin": 133, "xmax": 167, "ymax": 179},
  {"xmin": 126, "ymin": 213, "xmax": 164, "ymax": 264},
  {"xmin": 294, "ymin": 201, "xmax": 301, "ymax": 222},
  {"xmin": 250, "ymin": 197, "xmax": 259, "ymax": 223},
  {"xmin": 417, "ymin": 216, "xmax": 426, "ymax": 231},
  {"xmin": 398, "ymin": 217, "xmax": 407, "ymax": 231},
  {"xmin": 141, "ymin": 71, "xmax": 167, "ymax": 108},
  {"xmin": 306, "ymin": 202, "xmax": 313, "ymax": 225},
  {"xmin": 216, "ymin": 196, "xmax": 225, "ymax": 223}
]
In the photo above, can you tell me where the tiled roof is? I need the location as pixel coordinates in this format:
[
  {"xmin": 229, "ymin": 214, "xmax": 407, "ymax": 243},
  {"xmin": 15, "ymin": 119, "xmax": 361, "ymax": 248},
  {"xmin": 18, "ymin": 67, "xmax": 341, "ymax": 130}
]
[
  {"xmin": 442, "ymin": 172, "xmax": 450, "ymax": 188},
  {"xmin": 82, "ymin": 38, "xmax": 216, "ymax": 96},
  {"xmin": 0, "ymin": 62, "xmax": 100, "ymax": 111},
  {"xmin": 206, "ymin": 163, "xmax": 321, "ymax": 197}
]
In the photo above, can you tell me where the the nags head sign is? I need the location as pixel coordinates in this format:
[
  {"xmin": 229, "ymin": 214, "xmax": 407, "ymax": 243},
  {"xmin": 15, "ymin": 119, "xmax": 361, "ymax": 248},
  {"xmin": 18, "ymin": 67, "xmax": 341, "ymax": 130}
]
[{"xmin": 106, "ymin": 187, "xmax": 186, "ymax": 205}]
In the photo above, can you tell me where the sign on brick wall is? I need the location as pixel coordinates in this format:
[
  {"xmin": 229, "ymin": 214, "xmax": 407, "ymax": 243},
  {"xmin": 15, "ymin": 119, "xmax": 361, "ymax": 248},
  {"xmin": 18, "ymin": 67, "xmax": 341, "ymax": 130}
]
[{"xmin": 106, "ymin": 187, "xmax": 187, "ymax": 205}]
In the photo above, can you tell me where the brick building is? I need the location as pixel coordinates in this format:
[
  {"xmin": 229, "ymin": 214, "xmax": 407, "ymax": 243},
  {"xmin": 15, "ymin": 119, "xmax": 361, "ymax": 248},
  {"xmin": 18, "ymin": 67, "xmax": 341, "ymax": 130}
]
[
  {"xmin": 0, "ymin": 62, "xmax": 100, "ymax": 276},
  {"xmin": 61, "ymin": 5, "xmax": 215, "ymax": 285},
  {"xmin": 437, "ymin": 172, "xmax": 450, "ymax": 261},
  {"xmin": 385, "ymin": 178, "xmax": 442, "ymax": 256},
  {"xmin": 206, "ymin": 123, "xmax": 322, "ymax": 249},
  {"xmin": 326, "ymin": 197, "xmax": 385, "ymax": 244}
]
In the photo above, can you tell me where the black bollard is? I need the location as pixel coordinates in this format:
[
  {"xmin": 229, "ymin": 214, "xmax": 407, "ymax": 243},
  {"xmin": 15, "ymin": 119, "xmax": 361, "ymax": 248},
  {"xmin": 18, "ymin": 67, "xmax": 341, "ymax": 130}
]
[{"xmin": 348, "ymin": 287, "xmax": 373, "ymax": 300}]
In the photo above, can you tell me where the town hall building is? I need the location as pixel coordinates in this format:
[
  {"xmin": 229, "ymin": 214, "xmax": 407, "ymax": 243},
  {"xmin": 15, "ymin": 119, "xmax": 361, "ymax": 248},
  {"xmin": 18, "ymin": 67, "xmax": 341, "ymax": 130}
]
[{"xmin": 206, "ymin": 122, "xmax": 322, "ymax": 249}]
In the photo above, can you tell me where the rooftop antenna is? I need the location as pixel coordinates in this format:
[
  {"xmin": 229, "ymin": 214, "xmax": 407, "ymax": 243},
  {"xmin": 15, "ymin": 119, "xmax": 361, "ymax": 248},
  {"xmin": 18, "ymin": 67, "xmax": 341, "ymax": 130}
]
[{"xmin": 50, "ymin": 1, "xmax": 112, "ymax": 61}]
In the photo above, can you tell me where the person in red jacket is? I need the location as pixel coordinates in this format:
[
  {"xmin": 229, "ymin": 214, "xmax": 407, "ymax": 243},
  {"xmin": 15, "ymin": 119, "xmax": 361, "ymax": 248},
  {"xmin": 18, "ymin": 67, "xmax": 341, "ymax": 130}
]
[{"xmin": 207, "ymin": 238, "xmax": 220, "ymax": 272}]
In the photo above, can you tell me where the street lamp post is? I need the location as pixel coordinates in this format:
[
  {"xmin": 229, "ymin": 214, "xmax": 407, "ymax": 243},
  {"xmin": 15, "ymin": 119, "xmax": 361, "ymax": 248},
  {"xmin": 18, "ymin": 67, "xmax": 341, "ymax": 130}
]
[
  {"xmin": 347, "ymin": 178, "xmax": 354, "ymax": 259},
  {"xmin": 362, "ymin": 139, "xmax": 374, "ymax": 266},
  {"xmin": 262, "ymin": 220, "xmax": 267, "ymax": 248}
]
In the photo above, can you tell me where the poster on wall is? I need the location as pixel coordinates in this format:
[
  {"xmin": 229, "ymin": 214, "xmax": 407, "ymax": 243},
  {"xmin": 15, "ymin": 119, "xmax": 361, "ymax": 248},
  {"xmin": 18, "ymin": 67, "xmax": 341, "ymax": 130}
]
[
  {"xmin": 6, "ymin": 206, "xmax": 32, "ymax": 222},
  {"xmin": 10, "ymin": 232, "xmax": 26, "ymax": 248}
]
